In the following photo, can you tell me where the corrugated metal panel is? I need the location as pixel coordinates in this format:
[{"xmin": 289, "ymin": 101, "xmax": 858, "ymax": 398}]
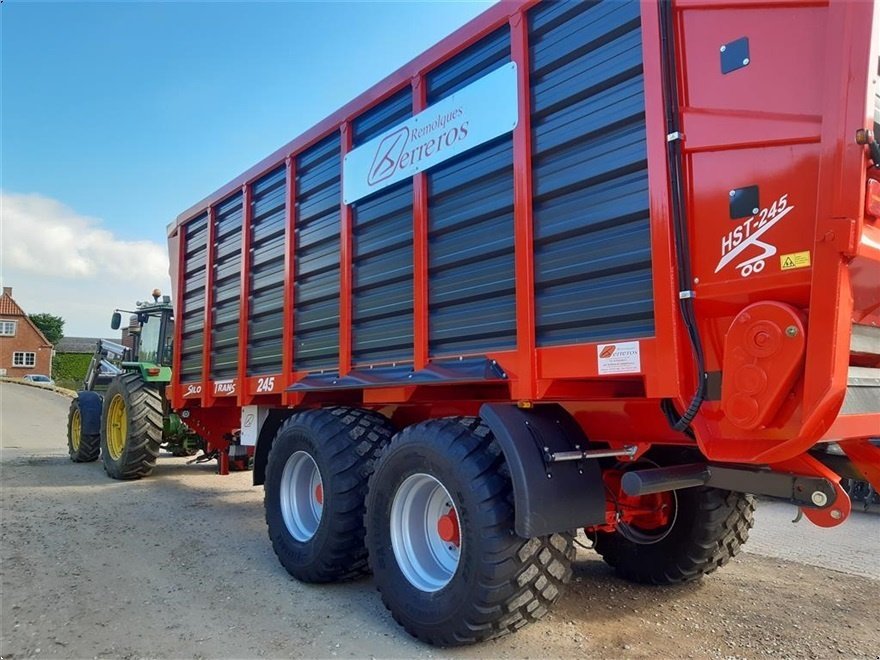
[
  {"xmin": 351, "ymin": 90, "xmax": 414, "ymax": 365},
  {"xmin": 210, "ymin": 193, "xmax": 243, "ymax": 380},
  {"xmin": 426, "ymin": 27, "xmax": 515, "ymax": 356},
  {"xmin": 180, "ymin": 213, "xmax": 208, "ymax": 383},
  {"xmin": 353, "ymin": 88, "xmax": 411, "ymax": 144},
  {"xmin": 529, "ymin": 0, "xmax": 654, "ymax": 346},
  {"xmin": 426, "ymin": 27, "xmax": 511, "ymax": 102},
  {"xmin": 294, "ymin": 133, "xmax": 341, "ymax": 372},
  {"xmin": 247, "ymin": 166, "xmax": 286, "ymax": 376}
]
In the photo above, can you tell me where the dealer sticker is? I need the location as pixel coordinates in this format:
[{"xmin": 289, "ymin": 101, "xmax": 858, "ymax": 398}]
[
  {"xmin": 597, "ymin": 341, "xmax": 641, "ymax": 375},
  {"xmin": 780, "ymin": 250, "xmax": 811, "ymax": 270}
]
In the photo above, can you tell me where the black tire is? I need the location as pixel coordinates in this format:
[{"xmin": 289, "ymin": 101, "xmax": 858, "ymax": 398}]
[
  {"xmin": 99, "ymin": 372, "xmax": 163, "ymax": 480},
  {"xmin": 67, "ymin": 398, "xmax": 100, "ymax": 462},
  {"xmin": 593, "ymin": 484, "xmax": 755, "ymax": 585},
  {"xmin": 365, "ymin": 418, "xmax": 575, "ymax": 647},
  {"xmin": 264, "ymin": 407, "xmax": 395, "ymax": 583}
]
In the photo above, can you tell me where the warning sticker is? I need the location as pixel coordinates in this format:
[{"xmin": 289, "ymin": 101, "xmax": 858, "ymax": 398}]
[
  {"xmin": 597, "ymin": 341, "xmax": 641, "ymax": 375},
  {"xmin": 780, "ymin": 250, "xmax": 811, "ymax": 271}
]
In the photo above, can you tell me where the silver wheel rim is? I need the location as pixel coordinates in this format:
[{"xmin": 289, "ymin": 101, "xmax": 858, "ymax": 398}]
[
  {"xmin": 390, "ymin": 473, "xmax": 461, "ymax": 592},
  {"xmin": 280, "ymin": 451, "xmax": 323, "ymax": 542}
]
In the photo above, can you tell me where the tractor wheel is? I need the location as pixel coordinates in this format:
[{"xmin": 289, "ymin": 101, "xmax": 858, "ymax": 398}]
[
  {"xmin": 365, "ymin": 418, "xmax": 575, "ymax": 646},
  {"xmin": 593, "ymin": 476, "xmax": 755, "ymax": 585},
  {"xmin": 67, "ymin": 398, "xmax": 100, "ymax": 463},
  {"xmin": 99, "ymin": 372, "xmax": 163, "ymax": 480},
  {"xmin": 264, "ymin": 407, "xmax": 395, "ymax": 583}
]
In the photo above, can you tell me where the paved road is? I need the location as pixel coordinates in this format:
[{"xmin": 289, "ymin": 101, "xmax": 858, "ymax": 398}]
[
  {"xmin": 747, "ymin": 499, "xmax": 879, "ymax": 579},
  {"xmin": 0, "ymin": 382, "xmax": 69, "ymax": 457},
  {"xmin": 1, "ymin": 382, "xmax": 877, "ymax": 659}
]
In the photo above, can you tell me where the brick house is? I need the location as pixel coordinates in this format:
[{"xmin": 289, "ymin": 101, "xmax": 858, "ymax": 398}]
[{"xmin": 0, "ymin": 287, "xmax": 54, "ymax": 377}]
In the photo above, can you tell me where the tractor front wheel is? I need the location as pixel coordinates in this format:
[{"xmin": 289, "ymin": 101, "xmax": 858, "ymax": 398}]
[
  {"xmin": 67, "ymin": 398, "xmax": 100, "ymax": 462},
  {"xmin": 100, "ymin": 372, "xmax": 163, "ymax": 480}
]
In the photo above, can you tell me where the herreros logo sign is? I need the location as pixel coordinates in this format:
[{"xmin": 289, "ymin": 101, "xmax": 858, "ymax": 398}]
[{"xmin": 343, "ymin": 62, "xmax": 518, "ymax": 204}]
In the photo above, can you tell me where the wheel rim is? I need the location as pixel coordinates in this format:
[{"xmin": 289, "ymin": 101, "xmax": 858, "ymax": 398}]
[
  {"xmin": 390, "ymin": 473, "xmax": 461, "ymax": 593},
  {"xmin": 280, "ymin": 451, "xmax": 323, "ymax": 542},
  {"xmin": 106, "ymin": 394, "xmax": 127, "ymax": 460},
  {"xmin": 70, "ymin": 407, "xmax": 82, "ymax": 451}
]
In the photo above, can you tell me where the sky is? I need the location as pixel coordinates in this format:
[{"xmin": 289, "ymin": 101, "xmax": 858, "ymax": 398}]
[{"xmin": 0, "ymin": 0, "xmax": 494, "ymax": 337}]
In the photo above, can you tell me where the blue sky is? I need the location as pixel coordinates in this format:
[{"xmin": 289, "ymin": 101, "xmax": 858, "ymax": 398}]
[{"xmin": 1, "ymin": 0, "xmax": 493, "ymax": 335}]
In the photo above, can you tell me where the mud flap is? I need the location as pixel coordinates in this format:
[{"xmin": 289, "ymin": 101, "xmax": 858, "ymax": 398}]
[
  {"xmin": 76, "ymin": 390, "xmax": 104, "ymax": 436},
  {"xmin": 479, "ymin": 403, "xmax": 606, "ymax": 538}
]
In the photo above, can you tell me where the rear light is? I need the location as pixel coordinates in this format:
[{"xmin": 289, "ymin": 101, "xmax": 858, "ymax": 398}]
[
  {"xmin": 147, "ymin": 367, "xmax": 161, "ymax": 376},
  {"xmin": 867, "ymin": 178, "xmax": 880, "ymax": 218}
]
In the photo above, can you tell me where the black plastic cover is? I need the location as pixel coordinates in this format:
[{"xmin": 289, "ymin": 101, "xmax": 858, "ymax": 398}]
[
  {"xmin": 720, "ymin": 37, "xmax": 750, "ymax": 75},
  {"xmin": 729, "ymin": 185, "xmax": 759, "ymax": 219},
  {"xmin": 479, "ymin": 403, "xmax": 606, "ymax": 537},
  {"xmin": 288, "ymin": 356, "xmax": 506, "ymax": 391}
]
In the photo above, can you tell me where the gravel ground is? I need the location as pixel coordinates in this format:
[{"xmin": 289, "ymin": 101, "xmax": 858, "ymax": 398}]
[{"xmin": 1, "ymin": 382, "xmax": 878, "ymax": 659}]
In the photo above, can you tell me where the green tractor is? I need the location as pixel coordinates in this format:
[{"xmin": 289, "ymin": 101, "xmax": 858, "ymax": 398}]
[{"xmin": 66, "ymin": 290, "xmax": 202, "ymax": 479}]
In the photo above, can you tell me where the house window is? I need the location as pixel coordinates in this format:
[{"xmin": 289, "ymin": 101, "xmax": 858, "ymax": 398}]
[
  {"xmin": 0, "ymin": 320, "xmax": 16, "ymax": 336},
  {"xmin": 13, "ymin": 352, "xmax": 36, "ymax": 367}
]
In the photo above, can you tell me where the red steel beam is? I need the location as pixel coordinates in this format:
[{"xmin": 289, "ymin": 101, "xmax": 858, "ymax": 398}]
[
  {"xmin": 339, "ymin": 124, "xmax": 353, "ymax": 376},
  {"xmin": 237, "ymin": 183, "xmax": 253, "ymax": 406},
  {"xmin": 638, "ymin": 0, "xmax": 686, "ymax": 399},
  {"xmin": 171, "ymin": 226, "xmax": 187, "ymax": 409},
  {"xmin": 201, "ymin": 205, "xmax": 217, "ymax": 407},
  {"xmin": 281, "ymin": 156, "xmax": 296, "ymax": 405},
  {"xmin": 412, "ymin": 76, "xmax": 429, "ymax": 370},
  {"xmin": 509, "ymin": 10, "xmax": 537, "ymax": 402}
]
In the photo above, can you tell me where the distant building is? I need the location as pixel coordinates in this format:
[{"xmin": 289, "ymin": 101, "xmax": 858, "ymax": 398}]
[
  {"xmin": 0, "ymin": 287, "xmax": 54, "ymax": 377},
  {"xmin": 55, "ymin": 337, "xmax": 118, "ymax": 354}
]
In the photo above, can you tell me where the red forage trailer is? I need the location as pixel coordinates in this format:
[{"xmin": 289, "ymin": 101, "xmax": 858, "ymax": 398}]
[{"xmin": 167, "ymin": 0, "xmax": 880, "ymax": 645}]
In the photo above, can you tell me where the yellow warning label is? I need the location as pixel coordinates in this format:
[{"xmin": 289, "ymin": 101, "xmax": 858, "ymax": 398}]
[{"xmin": 780, "ymin": 251, "xmax": 811, "ymax": 271}]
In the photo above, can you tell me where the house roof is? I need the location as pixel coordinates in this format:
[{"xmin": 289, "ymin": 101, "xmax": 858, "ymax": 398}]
[
  {"xmin": 55, "ymin": 337, "xmax": 118, "ymax": 354},
  {"xmin": 0, "ymin": 292, "xmax": 27, "ymax": 317},
  {"xmin": 0, "ymin": 288, "xmax": 55, "ymax": 347}
]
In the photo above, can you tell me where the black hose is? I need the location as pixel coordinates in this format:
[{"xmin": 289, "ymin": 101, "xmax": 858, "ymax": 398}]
[{"xmin": 658, "ymin": 0, "xmax": 707, "ymax": 433}]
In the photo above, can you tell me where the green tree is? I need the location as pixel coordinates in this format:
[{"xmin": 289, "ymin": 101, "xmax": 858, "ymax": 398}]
[{"xmin": 29, "ymin": 313, "xmax": 64, "ymax": 345}]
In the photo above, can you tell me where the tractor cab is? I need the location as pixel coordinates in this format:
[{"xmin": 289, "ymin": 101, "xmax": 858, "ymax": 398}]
[{"xmin": 111, "ymin": 288, "xmax": 174, "ymax": 379}]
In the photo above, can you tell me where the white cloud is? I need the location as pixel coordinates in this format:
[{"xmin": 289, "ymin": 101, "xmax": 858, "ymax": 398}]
[{"xmin": 0, "ymin": 191, "xmax": 171, "ymax": 337}]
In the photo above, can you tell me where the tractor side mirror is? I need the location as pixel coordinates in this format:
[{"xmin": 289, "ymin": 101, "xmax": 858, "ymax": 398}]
[{"xmin": 110, "ymin": 312, "xmax": 122, "ymax": 330}]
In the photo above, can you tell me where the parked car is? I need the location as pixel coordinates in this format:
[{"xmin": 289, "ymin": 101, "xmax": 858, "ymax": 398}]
[{"xmin": 22, "ymin": 374, "xmax": 54, "ymax": 387}]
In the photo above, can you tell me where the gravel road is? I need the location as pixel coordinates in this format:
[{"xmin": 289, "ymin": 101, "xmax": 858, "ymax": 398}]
[{"xmin": 1, "ymin": 381, "xmax": 878, "ymax": 659}]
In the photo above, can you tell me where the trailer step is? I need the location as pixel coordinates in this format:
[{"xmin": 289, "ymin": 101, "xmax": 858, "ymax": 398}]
[
  {"xmin": 842, "ymin": 366, "xmax": 880, "ymax": 414},
  {"xmin": 850, "ymin": 325, "xmax": 880, "ymax": 356}
]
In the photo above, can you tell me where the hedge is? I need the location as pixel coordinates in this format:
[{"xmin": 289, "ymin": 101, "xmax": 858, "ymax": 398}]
[{"xmin": 52, "ymin": 353, "xmax": 92, "ymax": 385}]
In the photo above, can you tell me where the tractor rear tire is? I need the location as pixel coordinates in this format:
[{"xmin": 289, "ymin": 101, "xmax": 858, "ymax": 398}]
[
  {"xmin": 593, "ymin": 485, "xmax": 755, "ymax": 585},
  {"xmin": 100, "ymin": 372, "xmax": 163, "ymax": 480},
  {"xmin": 67, "ymin": 398, "xmax": 100, "ymax": 463},
  {"xmin": 264, "ymin": 407, "xmax": 395, "ymax": 583},
  {"xmin": 365, "ymin": 418, "xmax": 576, "ymax": 646}
]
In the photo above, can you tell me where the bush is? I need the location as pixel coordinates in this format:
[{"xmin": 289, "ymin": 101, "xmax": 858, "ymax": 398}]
[
  {"xmin": 52, "ymin": 353, "xmax": 92, "ymax": 385},
  {"xmin": 55, "ymin": 378, "xmax": 82, "ymax": 391}
]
